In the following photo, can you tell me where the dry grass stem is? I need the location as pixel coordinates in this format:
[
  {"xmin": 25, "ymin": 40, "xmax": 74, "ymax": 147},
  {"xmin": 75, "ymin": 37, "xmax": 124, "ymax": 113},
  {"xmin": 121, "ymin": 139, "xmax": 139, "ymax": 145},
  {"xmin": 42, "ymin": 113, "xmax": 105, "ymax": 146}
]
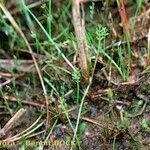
[
  {"xmin": 0, "ymin": 108, "xmax": 26, "ymax": 138},
  {"xmin": 148, "ymin": 28, "xmax": 150, "ymax": 64},
  {"xmin": 0, "ymin": 59, "xmax": 36, "ymax": 72},
  {"xmin": 4, "ymin": 115, "xmax": 44, "ymax": 142},
  {"xmin": 3, "ymin": 94, "xmax": 46, "ymax": 108},
  {"xmin": 10, "ymin": 0, "xmax": 48, "ymax": 15}
]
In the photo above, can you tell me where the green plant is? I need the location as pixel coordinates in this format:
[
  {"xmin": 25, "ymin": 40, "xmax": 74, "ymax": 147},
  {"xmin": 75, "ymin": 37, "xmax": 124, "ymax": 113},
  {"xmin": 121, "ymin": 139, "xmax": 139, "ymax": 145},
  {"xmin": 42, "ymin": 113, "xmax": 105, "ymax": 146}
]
[
  {"xmin": 89, "ymin": 2, "xmax": 95, "ymax": 20},
  {"xmin": 116, "ymin": 120, "xmax": 128, "ymax": 131},
  {"xmin": 0, "ymin": 89, "xmax": 13, "ymax": 116},
  {"xmin": 93, "ymin": 23, "xmax": 131, "ymax": 80},
  {"xmin": 78, "ymin": 122, "xmax": 88, "ymax": 139},
  {"xmin": 117, "ymin": 46, "xmax": 128, "ymax": 80},
  {"xmin": 47, "ymin": 0, "xmax": 52, "ymax": 36},
  {"xmin": 115, "ymin": 0, "xmax": 132, "ymax": 80},
  {"xmin": 19, "ymin": 0, "xmax": 75, "ymax": 71},
  {"xmin": 59, "ymin": 84, "xmax": 80, "ymax": 148},
  {"xmin": 116, "ymin": 112, "xmax": 129, "ymax": 131},
  {"xmin": 72, "ymin": 68, "xmax": 81, "ymax": 104},
  {"xmin": 135, "ymin": 100, "xmax": 143, "ymax": 113},
  {"xmin": 88, "ymin": 23, "xmax": 122, "ymax": 74},
  {"xmin": 130, "ymin": 0, "xmax": 143, "ymax": 36},
  {"xmin": 141, "ymin": 118, "xmax": 149, "ymax": 129},
  {"xmin": 72, "ymin": 24, "xmax": 109, "ymax": 147},
  {"xmin": 0, "ymin": 12, "xmax": 23, "ymax": 49},
  {"xmin": 112, "ymin": 135, "xmax": 117, "ymax": 150}
]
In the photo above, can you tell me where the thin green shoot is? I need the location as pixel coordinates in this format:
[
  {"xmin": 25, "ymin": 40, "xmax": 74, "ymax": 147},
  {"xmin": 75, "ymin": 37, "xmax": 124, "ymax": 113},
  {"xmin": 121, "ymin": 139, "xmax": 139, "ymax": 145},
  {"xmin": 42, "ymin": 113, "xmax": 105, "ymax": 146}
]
[
  {"xmin": 135, "ymin": 0, "xmax": 143, "ymax": 16},
  {"xmin": 72, "ymin": 78, "xmax": 91, "ymax": 148},
  {"xmin": 48, "ymin": 0, "xmax": 52, "ymax": 36},
  {"xmin": 59, "ymin": 84, "xmax": 80, "ymax": 148},
  {"xmin": 72, "ymin": 68, "xmax": 81, "ymax": 104},
  {"xmin": 53, "ymin": 25, "xmax": 69, "ymax": 41},
  {"xmin": 57, "ymin": 1, "xmax": 71, "ymax": 23},
  {"xmin": 44, "ymin": 64, "xmax": 71, "ymax": 75},
  {"xmin": 19, "ymin": 121, "xmax": 44, "ymax": 140},
  {"xmin": 39, "ymin": 118, "xmax": 58, "ymax": 149},
  {"xmin": 18, "ymin": 0, "xmax": 35, "ymax": 33},
  {"xmin": 72, "ymin": 24, "xmax": 109, "ymax": 146},
  {"xmin": 118, "ymin": 46, "xmax": 127, "ymax": 80},
  {"xmin": 112, "ymin": 135, "xmax": 116, "ymax": 150},
  {"xmin": 20, "ymin": 1, "xmax": 75, "ymax": 70},
  {"xmin": 125, "ymin": 33, "xmax": 132, "ymax": 80},
  {"xmin": 44, "ymin": 77, "xmax": 59, "ymax": 96},
  {"xmin": 99, "ymin": 49, "xmax": 124, "ymax": 79},
  {"xmin": 0, "ymin": 89, "xmax": 13, "ymax": 116},
  {"xmin": 89, "ymin": 2, "xmax": 95, "ymax": 20},
  {"xmin": 131, "ymin": 0, "xmax": 143, "ymax": 35},
  {"xmin": 5, "ymin": 114, "xmax": 44, "ymax": 142}
]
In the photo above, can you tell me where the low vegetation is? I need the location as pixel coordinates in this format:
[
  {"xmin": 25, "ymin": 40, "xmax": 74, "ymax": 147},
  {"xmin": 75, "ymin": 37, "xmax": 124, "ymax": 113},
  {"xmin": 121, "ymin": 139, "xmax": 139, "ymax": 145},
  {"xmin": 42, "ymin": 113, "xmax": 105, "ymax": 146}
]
[{"xmin": 0, "ymin": 0, "xmax": 150, "ymax": 149}]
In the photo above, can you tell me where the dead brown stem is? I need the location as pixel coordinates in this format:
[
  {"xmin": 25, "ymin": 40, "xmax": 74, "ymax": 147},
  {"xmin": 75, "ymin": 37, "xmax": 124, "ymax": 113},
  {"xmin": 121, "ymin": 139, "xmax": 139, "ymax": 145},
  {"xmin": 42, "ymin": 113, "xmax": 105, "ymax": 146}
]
[
  {"xmin": 0, "ymin": 108, "xmax": 26, "ymax": 138},
  {"xmin": 10, "ymin": 0, "xmax": 49, "ymax": 15},
  {"xmin": 148, "ymin": 28, "xmax": 150, "ymax": 65},
  {"xmin": 3, "ymin": 94, "xmax": 46, "ymax": 108},
  {"xmin": 0, "ymin": 59, "xmax": 36, "ymax": 73},
  {"xmin": 72, "ymin": 0, "xmax": 90, "ymax": 82}
]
